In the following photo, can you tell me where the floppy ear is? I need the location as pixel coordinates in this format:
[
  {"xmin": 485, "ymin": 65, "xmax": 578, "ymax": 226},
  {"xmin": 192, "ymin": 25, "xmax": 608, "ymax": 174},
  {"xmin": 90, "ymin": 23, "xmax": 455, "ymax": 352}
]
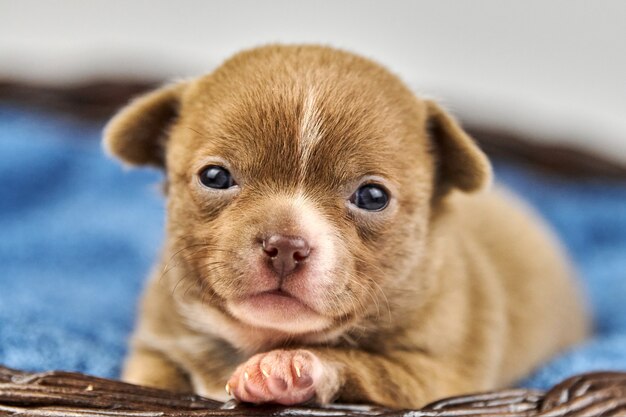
[
  {"xmin": 425, "ymin": 100, "xmax": 492, "ymax": 195},
  {"xmin": 103, "ymin": 82, "xmax": 187, "ymax": 167}
]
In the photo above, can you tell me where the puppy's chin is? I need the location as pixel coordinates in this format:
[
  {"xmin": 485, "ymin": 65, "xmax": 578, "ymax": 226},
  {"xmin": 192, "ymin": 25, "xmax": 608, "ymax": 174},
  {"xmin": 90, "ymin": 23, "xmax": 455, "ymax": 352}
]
[{"xmin": 226, "ymin": 291, "xmax": 333, "ymax": 334}]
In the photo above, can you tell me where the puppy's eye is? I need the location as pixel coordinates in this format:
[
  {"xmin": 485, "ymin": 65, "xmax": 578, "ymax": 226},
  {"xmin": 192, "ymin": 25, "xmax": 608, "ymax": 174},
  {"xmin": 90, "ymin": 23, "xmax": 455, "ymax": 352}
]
[
  {"xmin": 350, "ymin": 184, "xmax": 389, "ymax": 211},
  {"xmin": 199, "ymin": 165, "xmax": 236, "ymax": 189}
]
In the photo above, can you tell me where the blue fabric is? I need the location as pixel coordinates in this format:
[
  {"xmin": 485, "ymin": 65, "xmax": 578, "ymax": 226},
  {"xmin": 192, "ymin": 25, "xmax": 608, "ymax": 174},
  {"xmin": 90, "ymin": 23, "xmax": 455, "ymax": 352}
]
[{"xmin": 1, "ymin": 106, "xmax": 625, "ymax": 390}]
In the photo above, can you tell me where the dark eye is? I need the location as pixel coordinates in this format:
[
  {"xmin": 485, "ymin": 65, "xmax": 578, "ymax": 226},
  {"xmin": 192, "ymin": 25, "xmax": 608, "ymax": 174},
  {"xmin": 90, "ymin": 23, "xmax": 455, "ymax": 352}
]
[
  {"xmin": 350, "ymin": 184, "xmax": 389, "ymax": 211},
  {"xmin": 199, "ymin": 165, "xmax": 236, "ymax": 189}
]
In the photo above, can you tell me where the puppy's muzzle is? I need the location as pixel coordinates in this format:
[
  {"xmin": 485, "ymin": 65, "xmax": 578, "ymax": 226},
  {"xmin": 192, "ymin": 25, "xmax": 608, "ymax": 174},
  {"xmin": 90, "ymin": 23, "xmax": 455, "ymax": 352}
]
[{"xmin": 262, "ymin": 234, "xmax": 310, "ymax": 278}]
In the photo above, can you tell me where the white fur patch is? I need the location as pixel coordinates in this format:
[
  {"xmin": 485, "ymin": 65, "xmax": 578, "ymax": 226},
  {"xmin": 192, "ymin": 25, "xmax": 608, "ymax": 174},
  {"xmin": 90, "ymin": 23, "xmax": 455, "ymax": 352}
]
[
  {"xmin": 299, "ymin": 89, "xmax": 323, "ymax": 173},
  {"xmin": 291, "ymin": 192, "xmax": 336, "ymax": 281}
]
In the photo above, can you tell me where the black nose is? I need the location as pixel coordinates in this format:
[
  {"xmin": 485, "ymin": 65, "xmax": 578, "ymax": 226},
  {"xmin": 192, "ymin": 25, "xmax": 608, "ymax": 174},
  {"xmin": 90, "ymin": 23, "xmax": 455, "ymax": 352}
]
[{"xmin": 262, "ymin": 234, "xmax": 310, "ymax": 277}]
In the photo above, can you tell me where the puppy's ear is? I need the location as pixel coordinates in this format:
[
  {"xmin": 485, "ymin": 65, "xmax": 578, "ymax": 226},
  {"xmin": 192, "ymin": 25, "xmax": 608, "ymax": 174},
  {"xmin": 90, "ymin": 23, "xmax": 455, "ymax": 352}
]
[
  {"xmin": 425, "ymin": 100, "xmax": 492, "ymax": 195},
  {"xmin": 103, "ymin": 82, "xmax": 187, "ymax": 167}
]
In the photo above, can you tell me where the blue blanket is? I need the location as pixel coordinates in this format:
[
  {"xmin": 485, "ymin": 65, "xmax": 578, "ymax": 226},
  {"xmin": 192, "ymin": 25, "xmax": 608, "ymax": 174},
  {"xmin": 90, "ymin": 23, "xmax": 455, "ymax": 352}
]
[{"xmin": 1, "ymin": 106, "xmax": 625, "ymax": 391}]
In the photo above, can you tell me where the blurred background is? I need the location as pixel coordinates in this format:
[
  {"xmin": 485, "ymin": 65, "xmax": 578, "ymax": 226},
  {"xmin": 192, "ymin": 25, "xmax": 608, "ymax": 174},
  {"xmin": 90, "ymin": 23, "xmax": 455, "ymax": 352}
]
[{"xmin": 0, "ymin": 0, "xmax": 625, "ymax": 391}]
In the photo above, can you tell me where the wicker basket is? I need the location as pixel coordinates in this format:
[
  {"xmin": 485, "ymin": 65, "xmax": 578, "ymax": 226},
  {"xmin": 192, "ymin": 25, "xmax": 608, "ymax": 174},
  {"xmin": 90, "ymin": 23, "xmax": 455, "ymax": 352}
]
[{"xmin": 1, "ymin": 365, "xmax": 625, "ymax": 416}]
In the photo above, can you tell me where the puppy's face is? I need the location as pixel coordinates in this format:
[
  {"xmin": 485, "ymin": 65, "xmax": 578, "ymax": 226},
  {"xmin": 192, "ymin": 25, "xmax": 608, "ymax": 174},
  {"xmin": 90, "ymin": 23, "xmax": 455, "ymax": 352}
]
[{"xmin": 105, "ymin": 45, "xmax": 490, "ymax": 338}]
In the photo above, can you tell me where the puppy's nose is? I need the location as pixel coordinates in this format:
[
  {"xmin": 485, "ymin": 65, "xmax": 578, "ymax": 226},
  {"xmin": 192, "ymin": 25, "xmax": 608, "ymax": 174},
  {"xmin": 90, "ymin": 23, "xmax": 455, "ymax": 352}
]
[{"xmin": 262, "ymin": 235, "xmax": 310, "ymax": 277}]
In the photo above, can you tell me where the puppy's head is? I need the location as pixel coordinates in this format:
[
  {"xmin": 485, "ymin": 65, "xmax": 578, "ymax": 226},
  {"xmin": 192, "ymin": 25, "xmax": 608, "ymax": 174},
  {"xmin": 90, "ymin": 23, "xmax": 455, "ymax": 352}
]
[{"xmin": 104, "ymin": 45, "xmax": 490, "ymax": 338}]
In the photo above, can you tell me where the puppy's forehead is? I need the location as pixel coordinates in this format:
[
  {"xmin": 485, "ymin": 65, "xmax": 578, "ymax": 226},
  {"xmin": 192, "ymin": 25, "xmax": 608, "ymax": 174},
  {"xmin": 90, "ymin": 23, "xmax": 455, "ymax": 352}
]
[{"xmin": 179, "ymin": 47, "xmax": 423, "ymax": 188}]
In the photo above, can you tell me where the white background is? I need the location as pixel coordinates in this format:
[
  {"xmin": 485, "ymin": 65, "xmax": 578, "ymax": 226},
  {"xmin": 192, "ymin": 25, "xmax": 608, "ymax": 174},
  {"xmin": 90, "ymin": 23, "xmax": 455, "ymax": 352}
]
[{"xmin": 1, "ymin": 0, "xmax": 625, "ymax": 162}]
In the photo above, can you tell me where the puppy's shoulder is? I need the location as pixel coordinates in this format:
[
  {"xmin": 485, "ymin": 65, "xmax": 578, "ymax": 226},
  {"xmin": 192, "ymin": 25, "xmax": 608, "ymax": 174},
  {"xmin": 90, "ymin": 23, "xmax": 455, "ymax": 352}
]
[{"xmin": 443, "ymin": 185, "xmax": 554, "ymax": 245}]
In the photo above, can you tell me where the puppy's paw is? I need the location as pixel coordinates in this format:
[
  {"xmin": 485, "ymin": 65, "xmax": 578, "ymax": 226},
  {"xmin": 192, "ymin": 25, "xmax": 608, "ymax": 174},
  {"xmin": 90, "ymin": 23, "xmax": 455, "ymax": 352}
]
[{"xmin": 226, "ymin": 349, "xmax": 323, "ymax": 405}]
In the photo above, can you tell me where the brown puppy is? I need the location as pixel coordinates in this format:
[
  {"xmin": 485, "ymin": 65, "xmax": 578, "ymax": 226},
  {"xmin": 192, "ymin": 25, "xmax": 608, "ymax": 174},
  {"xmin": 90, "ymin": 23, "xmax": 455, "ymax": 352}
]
[{"xmin": 104, "ymin": 45, "xmax": 589, "ymax": 408}]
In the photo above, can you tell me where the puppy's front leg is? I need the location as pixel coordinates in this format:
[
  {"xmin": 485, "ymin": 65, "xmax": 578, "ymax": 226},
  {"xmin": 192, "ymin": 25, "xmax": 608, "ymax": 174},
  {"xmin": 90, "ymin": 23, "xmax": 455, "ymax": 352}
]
[
  {"xmin": 227, "ymin": 348, "xmax": 468, "ymax": 408},
  {"xmin": 122, "ymin": 345, "xmax": 193, "ymax": 393}
]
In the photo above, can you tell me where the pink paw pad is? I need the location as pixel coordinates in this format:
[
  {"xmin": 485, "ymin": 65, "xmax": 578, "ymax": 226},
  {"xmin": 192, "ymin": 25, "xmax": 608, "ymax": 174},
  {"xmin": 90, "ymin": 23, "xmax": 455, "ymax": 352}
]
[{"xmin": 226, "ymin": 349, "xmax": 322, "ymax": 405}]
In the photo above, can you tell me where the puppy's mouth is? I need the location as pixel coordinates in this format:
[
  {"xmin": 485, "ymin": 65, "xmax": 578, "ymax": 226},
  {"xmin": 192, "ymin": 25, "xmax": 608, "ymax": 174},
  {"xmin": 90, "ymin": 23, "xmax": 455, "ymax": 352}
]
[
  {"xmin": 226, "ymin": 288, "xmax": 332, "ymax": 334},
  {"xmin": 246, "ymin": 288, "xmax": 316, "ymax": 311}
]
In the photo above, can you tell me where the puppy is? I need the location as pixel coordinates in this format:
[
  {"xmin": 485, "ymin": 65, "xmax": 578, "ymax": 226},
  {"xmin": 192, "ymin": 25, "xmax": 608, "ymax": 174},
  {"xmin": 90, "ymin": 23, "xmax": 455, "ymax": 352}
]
[{"xmin": 104, "ymin": 45, "xmax": 589, "ymax": 408}]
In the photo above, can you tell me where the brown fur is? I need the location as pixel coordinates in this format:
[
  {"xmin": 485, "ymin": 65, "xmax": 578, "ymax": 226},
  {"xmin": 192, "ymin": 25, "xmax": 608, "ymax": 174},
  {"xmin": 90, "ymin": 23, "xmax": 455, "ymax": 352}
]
[{"xmin": 104, "ymin": 44, "xmax": 589, "ymax": 408}]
